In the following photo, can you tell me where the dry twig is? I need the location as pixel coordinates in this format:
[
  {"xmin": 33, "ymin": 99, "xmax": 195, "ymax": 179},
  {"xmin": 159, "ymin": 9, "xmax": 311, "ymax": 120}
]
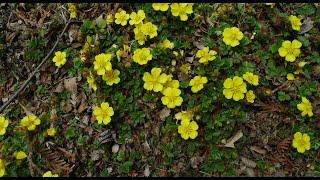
[{"xmin": 0, "ymin": 18, "xmax": 71, "ymax": 113}]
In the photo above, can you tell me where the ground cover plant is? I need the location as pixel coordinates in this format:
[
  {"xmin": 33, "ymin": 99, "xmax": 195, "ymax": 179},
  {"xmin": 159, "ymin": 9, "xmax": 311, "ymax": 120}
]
[{"xmin": 0, "ymin": 3, "xmax": 320, "ymax": 177}]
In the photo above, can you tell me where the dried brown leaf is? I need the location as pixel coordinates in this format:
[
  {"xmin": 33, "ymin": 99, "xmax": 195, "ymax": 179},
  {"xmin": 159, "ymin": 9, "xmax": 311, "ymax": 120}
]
[
  {"xmin": 144, "ymin": 165, "xmax": 150, "ymax": 177},
  {"xmin": 299, "ymin": 17, "xmax": 313, "ymax": 34},
  {"xmin": 19, "ymin": 102, "xmax": 33, "ymax": 115},
  {"xmin": 53, "ymin": 82, "xmax": 64, "ymax": 93},
  {"xmin": 77, "ymin": 100, "xmax": 88, "ymax": 113},
  {"xmin": 64, "ymin": 77, "xmax": 77, "ymax": 95},
  {"xmin": 60, "ymin": 101, "xmax": 73, "ymax": 113},
  {"xmin": 159, "ymin": 107, "xmax": 170, "ymax": 121},
  {"xmin": 250, "ymin": 146, "xmax": 266, "ymax": 155},
  {"xmin": 112, "ymin": 144, "xmax": 119, "ymax": 153},
  {"xmin": 224, "ymin": 130, "xmax": 243, "ymax": 148},
  {"xmin": 241, "ymin": 157, "xmax": 257, "ymax": 168}
]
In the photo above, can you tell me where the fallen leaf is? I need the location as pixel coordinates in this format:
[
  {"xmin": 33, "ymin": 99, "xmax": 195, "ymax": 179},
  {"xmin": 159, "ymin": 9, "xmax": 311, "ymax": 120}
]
[
  {"xmin": 159, "ymin": 107, "xmax": 170, "ymax": 121},
  {"xmin": 19, "ymin": 102, "xmax": 33, "ymax": 115},
  {"xmin": 241, "ymin": 157, "xmax": 257, "ymax": 168},
  {"xmin": 250, "ymin": 146, "xmax": 266, "ymax": 155},
  {"xmin": 90, "ymin": 149, "xmax": 104, "ymax": 161},
  {"xmin": 186, "ymin": 56, "xmax": 194, "ymax": 63},
  {"xmin": 224, "ymin": 130, "xmax": 243, "ymax": 148},
  {"xmin": 144, "ymin": 165, "xmax": 150, "ymax": 177},
  {"xmin": 245, "ymin": 167, "xmax": 256, "ymax": 177},
  {"xmin": 50, "ymin": 109, "xmax": 58, "ymax": 121},
  {"xmin": 64, "ymin": 77, "xmax": 77, "ymax": 95},
  {"xmin": 112, "ymin": 144, "xmax": 119, "ymax": 153},
  {"xmin": 6, "ymin": 31, "xmax": 18, "ymax": 44},
  {"xmin": 78, "ymin": 100, "xmax": 88, "ymax": 113},
  {"xmin": 54, "ymin": 82, "xmax": 64, "ymax": 93},
  {"xmin": 193, "ymin": 41, "xmax": 205, "ymax": 49},
  {"xmin": 60, "ymin": 100, "xmax": 73, "ymax": 113},
  {"xmin": 142, "ymin": 141, "xmax": 151, "ymax": 153},
  {"xmin": 190, "ymin": 155, "xmax": 203, "ymax": 169},
  {"xmin": 299, "ymin": 17, "xmax": 313, "ymax": 34}
]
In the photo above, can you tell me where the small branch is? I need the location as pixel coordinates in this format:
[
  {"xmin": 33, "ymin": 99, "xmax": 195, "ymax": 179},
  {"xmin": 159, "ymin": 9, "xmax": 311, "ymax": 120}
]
[
  {"xmin": 27, "ymin": 153, "xmax": 35, "ymax": 177},
  {"xmin": 0, "ymin": 19, "xmax": 71, "ymax": 114},
  {"xmin": 271, "ymin": 82, "xmax": 288, "ymax": 94}
]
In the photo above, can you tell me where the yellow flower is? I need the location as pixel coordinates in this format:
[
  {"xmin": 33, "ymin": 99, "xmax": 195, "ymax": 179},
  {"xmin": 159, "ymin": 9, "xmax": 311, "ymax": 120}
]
[
  {"xmin": 93, "ymin": 102, "xmax": 114, "ymax": 125},
  {"xmin": 0, "ymin": 116, "xmax": 9, "ymax": 136},
  {"xmin": 14, "ymin": 151, "xmax": 27, "ymax": 160},
  {"xmin": 180, "ymin": 64, "xmax": 191, "ymax": 74},
  {"xmin": 102, "ymin": 69, "xmax": 120, "ymax": 86},
  {"xmin": 106, "ymin": 14, "xmax": 114, "ymax": 24},
  {"xmin": 222, "ymin": 27, "xmax": 244, "ymax": 47},
  {"xmin": 289, "ymin": 15, "xmax": 303, "ymax": 31},
  {"xmin": 115, "ymin": 10, "xmax": 130, "ymax": 26},
  {"xmin": 52, "ymin": 51, "xmax": 67, "ymax": 68},
  {"xmin": 161, "ymin": 74, "xmax": 179, "ymax": 94},
  {"xmin": 242, "ymin": 72, "xmax": 259, "ymax": 86},
  {"xmin": 246, "ymin": 90, "xmax": 256, "ymax": 103},
  {"xmin": 133, "ymin": 48, "xmax": 153, "ymax": 65},
  {"xmin": 297, "ymin": 97, "xmax": 313, "ymax": 117},
  {"xmin": 292, "ymin": 132, "xmax": 311, "ymax": 153},
  {"xmin": 43, "ymin": 171, "xmax": 59, "ymax": 177},
  {"xmin": 68, "ymin": 3, "xmax": 77, "ymax": 19},
  {"xmin": 170, "ymin": 3, "xmax": 193, "ymax": 21},
  {"xmin": 287, "ymin": 73, "xmax": 295, "ymax": 81},
  {"xmin": 161, "ymin": 87, "xmax": 183, "ymax": 109},
  {"xmin": 143, "ymin": 68, "xmax": 168, "ymax": 92},
  {"xmin": 0, "ymin": 159, "xmax": 5, "ymax": 177},
  {"xmin": 175, "ymin": 111, "xmax": 193, "ymax": 123},
  {"xmin": 152, "ymin": 3, "xmax": 170, "ymax": 11},
  {"xmin": 140, "ymin": 22, "xmax": 158, "ymax": 38},
  {"xmin": 278, "ymin": 39, "xmax": 302, "ymax": 62},
  {"xmin": 178, "ymin": 120, "xmax": 198, "ymax": 140},
  {"xmin": 129, "ymin": 10, "xmax": 145, "ymax": 25},
  {"xmin": 223, "ymin": 76, "xmax": 247, "ymax": 101},
  {"xmin": 189, "ymin": 76, "xmax": 208, "ymax": 93},
  {"xmin": 196, "ymin": 47, "xmax": 217, "ymax": 64},
  {"xmin": 87, "ymin": 72, "xmax": 97, "ymax": 91},
  {"xmin": 134, "ymin": 27, "xmax": 147, "ymax": 45},
  {"xmin": 20, "ymin": 115, "xmax": 41, "ymax": 131},
  {"xmin": 160, "ymin": 39, "xmax": 174, "ymax": 49},
  {"xmin": 93, "ymin": 53, "xmax": 113, "ymax": 75},
  {"xmin": 47, "ymin": 127, "xmax": 56, "ymax": 137}
]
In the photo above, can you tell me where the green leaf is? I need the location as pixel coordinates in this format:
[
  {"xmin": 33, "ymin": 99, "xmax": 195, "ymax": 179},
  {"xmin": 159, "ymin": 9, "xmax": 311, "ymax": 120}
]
[
  {"xmin": 296, "ymin": 4, "xmax": 316, "ymax": 15},
  {"xmin": 277, "ymin": 91, "xmax": 291, "ymax": 101},
  {"xmin": 118, "ymin": 161, "xmax": 133, "ymax": 174}
]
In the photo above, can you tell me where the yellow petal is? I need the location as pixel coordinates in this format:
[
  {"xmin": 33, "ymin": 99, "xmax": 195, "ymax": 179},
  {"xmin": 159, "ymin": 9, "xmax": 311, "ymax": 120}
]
[
  {"xmin": 153, "ymin": 83, "xmax": 163, "ymax": 92},
  {"xmin": 278, "ymin": 47, "xmax": 288, "ymax": 57},
  {"xmin": 144, "ymin": 82, "xmax": 154, "ymax": 91},
  {"xmin": 285, "ymin": 54, "xmax": 296, "ymax": 62},
  {"xmin": 297, "ymin": 146, "xmax": 305, "ymax": 153},
  {"xmin": 189, "ymin": 131, "xmax": 198, "ymax": 139},
  {"xmin": 292, "ymin": 40, "xmax": 302, "ymax": 49},
  {"xmin": 223, "ymin": 89, "xmax": 233, "ymax": 99},
  {"xmin": 233, "ymin": 92, "xmax": 244, "ymax": 101},
  {"xmin": 223, "ymin": 78, "xmax": 233, "ymax": 88},
  {"xmin": 294, "ymin": 132, "xmax": 302, "ymax": 139},
  {"xmin": 282, "ymin": 41, "xmax": 291, "ymax": 48}
]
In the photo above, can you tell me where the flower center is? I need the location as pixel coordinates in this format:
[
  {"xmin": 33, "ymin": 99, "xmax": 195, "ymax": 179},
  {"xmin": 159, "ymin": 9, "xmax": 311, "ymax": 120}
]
[
  {"xmin": 185, "ymin": 125, "xmax": 193, "ymax": 135},
  {"xmin": 230, "ymin": 33, "xmax": 237, "ymax": 40},
  {"xmin": 298, "ymin": 139, "xmax": 305, "ymax": 146},
  {"xmin": 286, "ymin": 46, "xmax": 294, "ymax": 55}
]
